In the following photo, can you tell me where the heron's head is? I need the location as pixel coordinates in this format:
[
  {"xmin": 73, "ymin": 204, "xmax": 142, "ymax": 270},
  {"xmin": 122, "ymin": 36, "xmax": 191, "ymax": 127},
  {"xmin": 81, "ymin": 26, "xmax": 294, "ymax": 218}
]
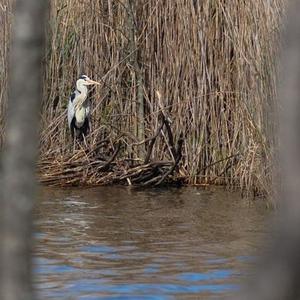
[{"xmin": 77, "ymin": 75, "xmax": 100, "ymax": 86}]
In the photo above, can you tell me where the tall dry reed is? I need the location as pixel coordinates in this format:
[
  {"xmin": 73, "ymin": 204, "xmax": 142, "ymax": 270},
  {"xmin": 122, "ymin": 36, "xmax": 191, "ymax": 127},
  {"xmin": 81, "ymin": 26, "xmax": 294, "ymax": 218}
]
[{"xmin": 1, "ymin": 0, "xmax": 285, "ymax": 194}]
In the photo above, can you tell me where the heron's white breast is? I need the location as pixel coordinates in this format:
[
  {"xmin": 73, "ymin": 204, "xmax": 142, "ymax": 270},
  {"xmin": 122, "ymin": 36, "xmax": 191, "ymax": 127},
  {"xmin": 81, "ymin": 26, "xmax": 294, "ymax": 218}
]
[{"xmin": 75, "ymin": 107, "xmax": 86, "ymax": 127}]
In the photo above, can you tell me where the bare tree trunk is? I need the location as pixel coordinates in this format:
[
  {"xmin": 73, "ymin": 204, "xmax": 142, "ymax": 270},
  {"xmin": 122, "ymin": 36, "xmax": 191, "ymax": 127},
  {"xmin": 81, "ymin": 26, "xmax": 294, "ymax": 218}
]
[
  {"xmin": 0, "ymin": 1, "xmax": 48, "ymax": 300},
  {"xmin": 234, "ymin": 3, "xmax": 300, "ymax": 300}
]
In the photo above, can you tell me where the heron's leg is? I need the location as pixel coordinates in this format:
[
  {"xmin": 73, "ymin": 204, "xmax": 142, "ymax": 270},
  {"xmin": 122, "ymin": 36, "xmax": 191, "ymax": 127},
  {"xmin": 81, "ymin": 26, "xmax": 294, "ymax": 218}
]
[
  {"xmin": 81, "ymin": 118, "xmax": 90, "ymax": 148},
  {"xmin": 82, "ymin": 134, "xmax": 88, "ymax": 149},
  {"xmin": 86, "ymin": 120, "xmax": 90, "ymax": 135},
  {"xmin": 70, "ymin": 118, "xmax": 77, "ymax": 152},
  {"xmin": 72, "ymin": 135, "xmax": 76, "ymax": 152}
]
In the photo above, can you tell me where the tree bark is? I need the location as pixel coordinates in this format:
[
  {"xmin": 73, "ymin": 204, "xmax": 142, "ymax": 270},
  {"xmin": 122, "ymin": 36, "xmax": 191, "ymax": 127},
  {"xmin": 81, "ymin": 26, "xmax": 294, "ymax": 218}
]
[{"xmin": 0, "ymin": 1, "xmax": 48, "ymax": 300}]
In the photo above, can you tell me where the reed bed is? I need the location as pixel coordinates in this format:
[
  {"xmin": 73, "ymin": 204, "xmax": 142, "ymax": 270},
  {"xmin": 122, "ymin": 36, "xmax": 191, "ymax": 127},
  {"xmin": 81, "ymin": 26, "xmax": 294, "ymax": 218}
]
[{"xmin": 1, "ymin": 1, "xmax": 285, "ymax": 194}]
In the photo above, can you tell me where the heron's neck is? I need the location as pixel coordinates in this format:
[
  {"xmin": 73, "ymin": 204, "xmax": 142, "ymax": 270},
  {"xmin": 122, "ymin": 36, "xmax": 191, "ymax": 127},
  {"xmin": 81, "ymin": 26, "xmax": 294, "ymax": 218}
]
[{"xmin": 76, "ymin": 81, "xmax": 88, "ymax": 97}]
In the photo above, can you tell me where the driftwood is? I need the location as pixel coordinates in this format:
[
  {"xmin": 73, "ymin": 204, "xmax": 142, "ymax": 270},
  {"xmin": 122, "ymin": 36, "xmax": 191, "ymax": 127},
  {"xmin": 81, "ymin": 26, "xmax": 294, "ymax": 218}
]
[{"xmin": 39, "ymin": 108, "xmax": 184, "ymax": 187}]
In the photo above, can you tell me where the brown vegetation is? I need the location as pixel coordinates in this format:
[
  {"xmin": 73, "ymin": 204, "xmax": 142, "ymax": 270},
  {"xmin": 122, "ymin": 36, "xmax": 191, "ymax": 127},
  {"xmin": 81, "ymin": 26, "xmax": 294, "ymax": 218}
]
[{"xmin": 0, "ymin": 1, "xmax": 284, "ymax": 194}]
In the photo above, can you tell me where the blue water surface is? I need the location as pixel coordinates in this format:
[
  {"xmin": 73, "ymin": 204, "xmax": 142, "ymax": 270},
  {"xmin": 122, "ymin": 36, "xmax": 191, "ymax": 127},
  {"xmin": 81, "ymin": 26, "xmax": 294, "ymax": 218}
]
[{"xmin": 34, "ymin": 186, "xmax": 267, "ymax": 299}]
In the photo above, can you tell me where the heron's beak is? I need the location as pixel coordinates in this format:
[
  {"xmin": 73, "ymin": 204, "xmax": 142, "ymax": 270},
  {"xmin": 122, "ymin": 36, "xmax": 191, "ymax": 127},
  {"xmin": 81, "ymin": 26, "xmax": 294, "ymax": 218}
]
[{"xmin": 86, "ymin": 79, "xmax": 100, "ymax": 85}]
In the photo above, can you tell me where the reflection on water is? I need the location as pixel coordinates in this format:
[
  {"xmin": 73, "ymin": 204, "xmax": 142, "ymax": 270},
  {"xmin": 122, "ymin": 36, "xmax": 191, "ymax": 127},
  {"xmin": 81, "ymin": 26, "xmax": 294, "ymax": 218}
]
[{"xmin": 33, "ymin": 186, "xmax": 268, "ymax": 299}]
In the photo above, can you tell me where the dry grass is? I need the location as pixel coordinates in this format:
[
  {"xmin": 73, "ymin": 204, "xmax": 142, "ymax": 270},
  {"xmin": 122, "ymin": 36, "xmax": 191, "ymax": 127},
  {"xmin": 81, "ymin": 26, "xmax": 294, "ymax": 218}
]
[{"xmin": 1, "ymin": 0, "xmax": 285, "ymax": 194}]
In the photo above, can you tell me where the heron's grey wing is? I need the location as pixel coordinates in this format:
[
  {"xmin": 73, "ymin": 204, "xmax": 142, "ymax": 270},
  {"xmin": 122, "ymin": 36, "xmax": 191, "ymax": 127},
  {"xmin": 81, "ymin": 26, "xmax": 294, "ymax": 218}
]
[
  {"xmin": 67, "ymin": 93, "xmax": 76, "ymax": 129},
  {"xmin": 85, "ymin": 99, "xmax": 91, "ymax": 118}
]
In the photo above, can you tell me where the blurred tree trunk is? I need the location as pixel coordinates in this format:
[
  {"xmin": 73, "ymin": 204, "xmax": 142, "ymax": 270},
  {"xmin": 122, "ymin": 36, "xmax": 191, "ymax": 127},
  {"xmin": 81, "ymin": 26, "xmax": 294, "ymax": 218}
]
[
  {"xmin": 0, "ymin": 1, "xmax": 48, "ymax": 300},
  {"xmin": 234, "ymin": 3, "xmax": 300, "ymax": 300}
]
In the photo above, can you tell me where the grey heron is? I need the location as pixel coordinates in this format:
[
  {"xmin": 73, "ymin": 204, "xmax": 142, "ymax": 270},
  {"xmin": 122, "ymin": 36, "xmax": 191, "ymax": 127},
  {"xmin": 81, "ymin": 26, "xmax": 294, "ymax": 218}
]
[{"xmin": 67, "ymin": 75, "xmax": 100, "ymax": 140}]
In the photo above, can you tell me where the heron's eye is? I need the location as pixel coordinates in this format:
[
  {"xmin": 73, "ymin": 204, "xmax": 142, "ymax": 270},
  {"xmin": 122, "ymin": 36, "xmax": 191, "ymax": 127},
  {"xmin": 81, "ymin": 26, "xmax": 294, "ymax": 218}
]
[{"xmin": 79, "ymin": 75, "xmax": 88, "ymax": 80}]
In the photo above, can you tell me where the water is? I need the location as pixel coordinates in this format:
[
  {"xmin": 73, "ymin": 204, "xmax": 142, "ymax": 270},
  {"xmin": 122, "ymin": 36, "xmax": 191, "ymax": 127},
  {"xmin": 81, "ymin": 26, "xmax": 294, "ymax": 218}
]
[{"xmin": 33, "ymin": 186, "xmax": 269, "ymax": 299}]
